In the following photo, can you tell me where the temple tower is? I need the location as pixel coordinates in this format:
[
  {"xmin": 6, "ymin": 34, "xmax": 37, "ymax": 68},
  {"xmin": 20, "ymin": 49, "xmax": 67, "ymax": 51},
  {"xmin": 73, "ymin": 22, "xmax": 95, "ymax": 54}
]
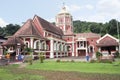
[{"xmin": 56, "ymin": 4, "xmax": 73, "ymax": 35}]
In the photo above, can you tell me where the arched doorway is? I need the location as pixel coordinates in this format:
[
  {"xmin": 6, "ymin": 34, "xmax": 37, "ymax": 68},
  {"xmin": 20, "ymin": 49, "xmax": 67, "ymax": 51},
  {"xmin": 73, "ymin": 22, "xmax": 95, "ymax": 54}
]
[{"xmin": 88, "ymin": 45, "xmax": 94, "ymax": 57}]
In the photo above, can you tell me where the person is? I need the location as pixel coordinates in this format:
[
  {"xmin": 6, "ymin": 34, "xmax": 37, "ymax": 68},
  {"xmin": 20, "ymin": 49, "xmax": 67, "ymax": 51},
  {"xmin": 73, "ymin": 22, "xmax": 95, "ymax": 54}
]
[
  {"xmin": 86, "ymin": 53, "xmax": 89, "ymax": 61},
  {"xmin": 6, "ymin": 53, "xmax": 10, "ymax": 62}
]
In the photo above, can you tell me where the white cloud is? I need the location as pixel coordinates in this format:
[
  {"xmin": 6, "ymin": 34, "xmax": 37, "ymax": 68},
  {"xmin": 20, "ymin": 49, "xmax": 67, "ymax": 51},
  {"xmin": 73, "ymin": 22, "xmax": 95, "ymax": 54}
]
[
  {"xmin": 96, "ymin": 0, "xmax": 120, "ymax": 21},
  {"xmin": 0, "ymin": 18, "xmax": 8, "ymax": 27},
  {"xmin": 75, "ymin": 0, "xmax": 120, "ymax": 23},
  {"xmin": 67, "ymin": 4, "xmax": 94, "ymax": 13},
  {"xmin": 66, "ymin": 5, "xmax": 81, "ymax": 12},
  {"xmin": 85, "ymin": 4, "xmax": 94, "ymax": 10},
  {"xmin": 98, "ymin": 0, "xmax": 120, "ymax": 13}
]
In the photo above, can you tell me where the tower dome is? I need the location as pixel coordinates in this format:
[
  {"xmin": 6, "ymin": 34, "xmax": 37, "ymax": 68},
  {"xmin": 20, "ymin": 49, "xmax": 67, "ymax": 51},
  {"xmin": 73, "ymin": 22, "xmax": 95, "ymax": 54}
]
[
  {"xmin": 58, "ymin": 6, "xmax": 70, "ymax": 15},
  {"xmin": 56, "ymin": 4, "xmax": 73, "ymax": 35}
]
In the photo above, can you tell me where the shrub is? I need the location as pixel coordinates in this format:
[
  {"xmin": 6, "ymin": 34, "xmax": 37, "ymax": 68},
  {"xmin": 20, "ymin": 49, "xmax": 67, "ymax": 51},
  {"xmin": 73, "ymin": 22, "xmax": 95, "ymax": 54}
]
[
  {"xmin": 96, "ymin": 51, "xmax": 102, "ymax": 60},
  {"xmin": 90, "ymin": 59, "xmax": 97, "ymax": 63},
  {"xmin": 114, "ymin": 51, "xmax": 119, "ymax": 58},
  {"xmin": 56, "ymin": 59, "xmax": 60, "ymax": 62},
  {"xmin": 99, "ymin": 59, "xmax": 113, "ymax": 63},
  {"xmin": 71, "ymin": 60, "xmax": 75, "ymax": 62},
  {"xmin": 39, "ymin": 52, "xmax": 45, "ymax": 63}
]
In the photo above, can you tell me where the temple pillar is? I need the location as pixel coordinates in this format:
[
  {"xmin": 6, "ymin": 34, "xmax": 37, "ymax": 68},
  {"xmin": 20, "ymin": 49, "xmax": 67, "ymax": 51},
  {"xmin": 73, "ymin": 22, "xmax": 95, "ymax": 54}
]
[
  {"xmin": 30, "ymin": 37, "xmax": 34, "ymax": 48},
  {"xmin": 50, "ymin": 39, "xmax": 54, "ymax": 58}
]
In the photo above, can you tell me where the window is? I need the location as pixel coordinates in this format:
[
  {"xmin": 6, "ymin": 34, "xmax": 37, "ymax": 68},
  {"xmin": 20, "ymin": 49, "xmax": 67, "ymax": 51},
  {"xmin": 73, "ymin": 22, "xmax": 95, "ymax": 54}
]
[
  {"xmin": 80, "ymin": 42, "xmax": 83, "ymax": 47},
  {"xmin": 46, "ymin": 45, "xmax": 49, "ymax": 50},
  {"xmin": 25, "ymin": 41, "xmax": 30, "ymax": 48},
  {"xmin": 54, "ymin": 43, "xmax": 57, "ymax": 50},
  {"xmin": 36, "ymin": 41, "xmax": 39, "ymax": 49}
]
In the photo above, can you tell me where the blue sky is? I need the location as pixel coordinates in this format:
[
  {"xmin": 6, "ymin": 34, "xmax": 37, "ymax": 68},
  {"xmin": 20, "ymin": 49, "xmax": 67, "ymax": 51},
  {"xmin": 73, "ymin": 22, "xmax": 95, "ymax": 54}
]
[{"xmin": 0, "ymin": 0, "xmax": 120, "ymax": 27}]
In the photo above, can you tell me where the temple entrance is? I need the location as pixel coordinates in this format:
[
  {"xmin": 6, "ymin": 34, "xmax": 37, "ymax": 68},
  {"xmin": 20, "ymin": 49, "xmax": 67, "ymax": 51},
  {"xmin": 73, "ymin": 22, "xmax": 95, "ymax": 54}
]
[
  {"xmin": 88, "ymin": 45, "xmax": 94, "ymax": 57},
  {"xmin": 78, "ymin": 50, "xmax": 86, "ymax": 56},
  {"xmin": 10, "ymin": 52, "xmax": 16, "ymax": 62}
]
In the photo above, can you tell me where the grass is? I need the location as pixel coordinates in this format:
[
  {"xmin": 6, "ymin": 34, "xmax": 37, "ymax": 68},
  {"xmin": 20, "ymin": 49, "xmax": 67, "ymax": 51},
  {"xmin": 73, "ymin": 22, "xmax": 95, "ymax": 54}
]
[
  {"xmin": 0, "ymin": 65, "xmax": 44, "ymax": 80},
  {"xmin": 26, "ymin": 60, "xmax": 120, "ymax": 74},
  {"xmin": 0, "ymin": 60, "xmax": 120, "ymax": 80}
]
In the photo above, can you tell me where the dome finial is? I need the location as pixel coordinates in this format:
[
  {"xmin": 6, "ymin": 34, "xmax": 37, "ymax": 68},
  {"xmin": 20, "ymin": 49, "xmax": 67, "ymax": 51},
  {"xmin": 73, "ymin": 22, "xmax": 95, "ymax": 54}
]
[
  {"xmin": 62, "ymin": 2, "xmax": 66, "ymax": 10},
  {"xmin": 63, "ymin": 2, "xmax": 65, "ymax": 7}
]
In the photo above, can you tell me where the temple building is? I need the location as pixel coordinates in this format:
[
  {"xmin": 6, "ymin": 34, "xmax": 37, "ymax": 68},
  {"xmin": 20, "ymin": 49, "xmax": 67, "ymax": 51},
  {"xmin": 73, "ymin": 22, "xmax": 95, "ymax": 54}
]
[
  {"xmin": 1, "ymin": 5, "xmax": 119, "ymax": 59},
  {"xmin": 0, "ymin": 36, "xmax": 7, "ymax": 59}
]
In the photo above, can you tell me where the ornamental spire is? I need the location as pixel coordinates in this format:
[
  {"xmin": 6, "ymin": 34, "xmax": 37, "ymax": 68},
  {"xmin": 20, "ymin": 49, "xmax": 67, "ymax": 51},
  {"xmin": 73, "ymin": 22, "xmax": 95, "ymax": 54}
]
[{"xmin": 62, "ymin": 2, "xmax": 66, "ymax": 10}]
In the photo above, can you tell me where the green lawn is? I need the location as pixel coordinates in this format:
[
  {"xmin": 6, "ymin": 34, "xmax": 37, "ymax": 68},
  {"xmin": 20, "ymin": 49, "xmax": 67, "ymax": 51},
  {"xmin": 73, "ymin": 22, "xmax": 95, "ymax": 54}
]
[
  {"xmin": 26, "ymin": 60, "xmax": 120, "ymax": 74},
  {"xmin": 0, "ymin": 61, "xmax": 120, "ymax": 80},
  {"xmin": 0, "ymin": 65, "xmax": 44, "ymax": 80}
]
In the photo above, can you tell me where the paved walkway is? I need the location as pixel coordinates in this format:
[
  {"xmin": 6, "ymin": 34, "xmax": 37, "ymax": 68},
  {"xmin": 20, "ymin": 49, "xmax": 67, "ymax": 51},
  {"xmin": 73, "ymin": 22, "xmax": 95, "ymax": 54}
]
[
  {"xmin": 8, "ymin": 56, "xmax": 91, "ymax": 65},
  {"xmin": 46, "ymin": 57, "xmax": 91, "ymax": 62}
]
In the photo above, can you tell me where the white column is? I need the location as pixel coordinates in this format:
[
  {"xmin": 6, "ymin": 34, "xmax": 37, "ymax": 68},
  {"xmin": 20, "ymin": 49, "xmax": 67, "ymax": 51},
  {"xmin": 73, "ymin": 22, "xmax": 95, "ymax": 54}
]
[
  {"xmin": 39, "ymin": 40, "xmax": 40, "ymax": 53},
  {"xmin": 50, "ymin": 39, "xmax": 54, "ymax": 58},
  {"xmin": 63, "ymin": 14, "xmax": 66, "ymax": 33},
  {"xmin": 116, "ymin": 46, "xmax": 118, "ymax": 51},
  {"xmin": 76, "ymin": 41, "xmax": 78, "ymax": 57},
  {"xmin": 0, "ymin": 46, "xmax": 3, "ymax": 59},
  {"xmin": 45, "ymin": 41, "xmax": 47, "ymax": 50},
  {"xmin": 72, "ymin": 36, "xmax": 75, "ymax": 56},
  {"xmin": 30, "ymin": 37, "xmax": 34, "ymax": 48},
  {"xmin": 98, "ymin": 47, "xmax": 101, "ymax": 53},
  {"xmin": 56, "ymin": 41, "xmax": 58, "ymax": 58},
  {"xmin": 86, "ymin": 41, "xmax": 88, "ymax": 56},
  {"xmin": 59, "ymin": 42, "xmax": 62, "ymax": 57}
]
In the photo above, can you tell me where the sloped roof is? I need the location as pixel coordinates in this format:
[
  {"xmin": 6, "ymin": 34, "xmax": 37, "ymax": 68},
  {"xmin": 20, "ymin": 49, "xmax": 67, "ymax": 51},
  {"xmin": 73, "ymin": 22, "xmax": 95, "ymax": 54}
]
[
  {"xmin": 34, "ymin": 15, "xmax": 63, "ymax": 36},
  {"xmin": 14, "ymin": 19, "xmax": 43, "ymax": 38},
  {"xmin": 75, "ymin": 32, "xmax": 101, "ymax": 38},
  {"xmin": 96, "ymin": 34, "xmax": 119, "ymax": 47},
  {"xmin": 2, "ymin": 37, "xmax": 24, "ymax": 46}
]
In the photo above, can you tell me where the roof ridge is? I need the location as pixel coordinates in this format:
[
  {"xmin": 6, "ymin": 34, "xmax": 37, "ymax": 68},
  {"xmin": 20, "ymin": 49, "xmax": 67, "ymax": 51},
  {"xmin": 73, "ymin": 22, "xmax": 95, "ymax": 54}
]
[{"xmin": 34, "ymin": 15, "xmax": 63, "ymax": 36}]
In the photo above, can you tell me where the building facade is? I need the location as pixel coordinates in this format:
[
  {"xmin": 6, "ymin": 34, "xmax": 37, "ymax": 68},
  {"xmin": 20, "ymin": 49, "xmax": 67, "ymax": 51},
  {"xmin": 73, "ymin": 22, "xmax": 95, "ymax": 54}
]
[
  {"xmin": 0, "ymin": 36, "xmax": 7, "ymax": 59},
  {"xmin": 2, "ymin": 5, "xmax": 118, "ymax": 59},
  {"xmin": 96, "ymin": 34, "xmax": 119, "ymax": 56}
]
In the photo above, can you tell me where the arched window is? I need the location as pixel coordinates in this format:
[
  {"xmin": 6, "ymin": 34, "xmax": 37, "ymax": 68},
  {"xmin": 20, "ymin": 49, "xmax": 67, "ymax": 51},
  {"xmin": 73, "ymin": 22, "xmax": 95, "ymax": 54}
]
[
  {"xmin": 25, "ymin": 41, "xmax": 30, "ymax": 48},
  {"xmin": 59, "ymin": 44, "xmax": 62, "ymax": 51},
  {"xmin": 88, "ymin": 45, "xmax": 94, "ymax": 53},
  {"xmin": 42, "ymin": 42, "xmax": 45, "ymax": 50},
  {"xmin": 36, "ymin": 41, "xmax": 39, "ymax": 49},
  {"xmin": 34, "ymin": 40, "xmax": 40, "ymax": 49},
  {"xmin": 54, "ymin": 42, "xmax": 57, "ymax": 50}
]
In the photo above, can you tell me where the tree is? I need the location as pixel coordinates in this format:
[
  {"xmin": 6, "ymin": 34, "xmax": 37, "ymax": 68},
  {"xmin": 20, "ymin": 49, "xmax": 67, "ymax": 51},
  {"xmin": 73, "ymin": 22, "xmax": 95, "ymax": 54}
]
[
  {"xmin": 0, "ymin": 27, "xmax": 4, "ymax": 36},
  {"xmin": 4, "ymin": 24, "xmax": 20, "ymax": 36},
  {"xmin": 39, "ymin": 52, "xmax": 45, "ymax": 63}
]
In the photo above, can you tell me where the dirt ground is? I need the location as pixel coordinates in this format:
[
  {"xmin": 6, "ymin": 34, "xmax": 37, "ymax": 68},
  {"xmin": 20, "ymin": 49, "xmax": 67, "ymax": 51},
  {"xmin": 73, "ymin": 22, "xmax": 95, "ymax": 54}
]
[{"xmin": 9, "ymin": 68, "xmax": 120, "ymax": 80}]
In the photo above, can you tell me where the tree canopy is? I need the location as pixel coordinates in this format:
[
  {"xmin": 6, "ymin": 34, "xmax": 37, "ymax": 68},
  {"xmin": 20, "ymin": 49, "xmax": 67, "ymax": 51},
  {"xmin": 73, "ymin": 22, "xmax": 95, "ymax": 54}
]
[
  {"xmin": 0, "ymin": 19, "xmax": 120, "ymax": 38},
  {"xmin": 0, "ymin": 24, "xmax": 20, "ymax": 37},
  {"xmin": 73, "ymin": 19, "xmax": 120, "ymax": 38}
]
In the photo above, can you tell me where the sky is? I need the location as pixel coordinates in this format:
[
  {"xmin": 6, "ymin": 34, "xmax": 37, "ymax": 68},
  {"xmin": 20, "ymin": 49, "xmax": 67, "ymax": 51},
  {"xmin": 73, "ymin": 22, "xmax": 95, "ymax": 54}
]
[{"xmin": 0, "ymin": 0, "xmax": 120, "ymax": 27}]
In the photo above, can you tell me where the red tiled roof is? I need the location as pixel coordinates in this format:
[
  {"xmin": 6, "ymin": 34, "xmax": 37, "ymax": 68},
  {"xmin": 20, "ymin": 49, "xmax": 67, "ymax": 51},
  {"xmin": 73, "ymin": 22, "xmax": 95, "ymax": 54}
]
[
  {"xmin": 34, "ymin": 15, "xmax": 63, "ymax": 36},
  {"xmin": 14, "ymin": 19, "xmax": 43, "ymax": 38},
  {"xmin": 97, "ymin": 36, "xmax": 118, "ymax": 47},
  {"xmin": 2, "ymin": 37, "xmax": 24, "ymax": 46},
  {"xmin": 75, "ymin": 32, "xmax": 101, "ymax": 38}
]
